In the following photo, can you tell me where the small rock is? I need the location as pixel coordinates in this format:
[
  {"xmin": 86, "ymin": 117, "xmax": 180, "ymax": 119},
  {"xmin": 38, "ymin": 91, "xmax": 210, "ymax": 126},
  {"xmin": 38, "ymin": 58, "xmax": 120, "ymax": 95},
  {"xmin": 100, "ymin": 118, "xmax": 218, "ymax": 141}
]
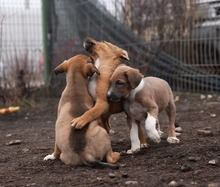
[
  {"xmin": 207, "ymin": 94, "xmax": 213, "ymax": 99},
  {"xmin": 197, "ymin": 129, "xmax": 213, "ymax": 136},
  {"xmin": 22, "ymin": 148, "xmax": 29, "ymax": 153},
  {"xmin": 175, "ymin": 127, "xmax": 183, "ymax": 133},
  {"xmin": 208, "ymin": 183, "xmax": 220, "ymax": 187},
  {"xmin": 26, "ymin": 183, "xmax": 36, "ymax": 186},
  {"xmin": 119, "ymin": 138, "xmax": 125, "ymax": 143},
  {"xmin": 109, "ymin": 173, "xmax": 116, "ymax": 178},
  {"xmin": 175, "ymin": 132, "xmax": 181, "ymax": 137},
  {"xmin": 193, "ymin": 170, "xmax": 202, "ymax": 175},
  {"xmin": 200, "ymin": 94, "xmax": 206, "ymax": 100},
  {"xmin": 203, "ymin": 127, "xmax": 211, "ymax": 130},
  {"xmin": 174, "ymin": 96, "xmax": 180, "ymax": 102},
  {"xmin": 200, "ymin": 110, "xmax": 204, "ymax": 113},
  {"xmin": 6, "ymin": 134, "xmax": 12, "ymax": 137},
  {"xmin": 119, "ymin": 163, "xmax": 126, "ymax": 167},
  {"xmin": 24, "ymin": 117, "xmax": 28, "ymax": 120},
  {"xmin": 125, "ymin": 181, "xmax": 138, "ymax": 185},
  {"xmin": 181, "ymin": 164, "xmax": 192, "ymax": 172},
  {"xmin": 121, "ymin": 173, "xmax": 129, "ymax": 178},
  {"xmin": 168, "ymin": 181, "xmax": 177, "ymax": 186},
  {"xmin": 191, "ymin": 181, "xmax": 198, "ymax": 185},
  {"xmin": 109, "ymin": 130, "xmax": 115, "ymax": 134},
  {"xmin": 96, "ymin": 177, "xmax": 102, "ymax": 181},
  {"xmin": 6, "ymin": 140, "xmax": 22, "ymax": 146},
  {"xmin": 210, "ymin": 114, "xmax": 216, "ymax": 118},
  {"xmin": 188, "ymin": 156, "xmax": 201, "ymax": 162},
  {"xmin": 208, "ymin": 159, "xmax": 218, "ymax": 166}
]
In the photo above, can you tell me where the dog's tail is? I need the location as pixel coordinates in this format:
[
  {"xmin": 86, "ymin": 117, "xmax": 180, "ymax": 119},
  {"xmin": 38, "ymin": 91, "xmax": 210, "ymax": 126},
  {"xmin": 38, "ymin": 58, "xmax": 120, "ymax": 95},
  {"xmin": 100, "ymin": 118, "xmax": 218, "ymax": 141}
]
[
  {"xmin": 90, "ymin": 160, "xmax": 119, "ymax": 169},
  {"xmin": 82, "ymin": 157, "xmax": 119, "ymax": 169}
]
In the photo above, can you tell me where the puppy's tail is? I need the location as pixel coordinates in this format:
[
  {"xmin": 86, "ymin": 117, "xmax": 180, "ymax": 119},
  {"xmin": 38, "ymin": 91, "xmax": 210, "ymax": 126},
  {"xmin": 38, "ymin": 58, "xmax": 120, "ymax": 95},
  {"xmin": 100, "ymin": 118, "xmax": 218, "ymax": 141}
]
[
  {"xmin": 83, "ymin": 157, "xmax": 119, "ymax": 169},
  {"xmin": 90, "ymin": 160, "xmax": 119, "ymax": 169}
]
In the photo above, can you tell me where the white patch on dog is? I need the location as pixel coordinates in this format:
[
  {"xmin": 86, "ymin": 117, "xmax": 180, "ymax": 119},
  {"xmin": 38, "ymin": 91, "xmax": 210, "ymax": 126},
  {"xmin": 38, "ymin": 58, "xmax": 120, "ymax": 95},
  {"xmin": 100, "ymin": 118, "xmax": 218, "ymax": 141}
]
[
  {"xmin": 44, "ymin": 153, "xmax": 56, "ymax": 161},
  {"xmin": 167, "ymin": 137, "xmax": 180, "ymax": 143},
  {"xmin": 127, "ymin": 121, "xmax": 140, "ymax": 154},
  {"xmin": 129, "ymin": 79, "xmax": 144, "ymax": 99},
  {"xmin": 145, "ymin": 113, "xmax": 161, "ymax": 143},
  {"xmin": 88, "ymin": 59, "xmax": 100, "ymax": 100}
]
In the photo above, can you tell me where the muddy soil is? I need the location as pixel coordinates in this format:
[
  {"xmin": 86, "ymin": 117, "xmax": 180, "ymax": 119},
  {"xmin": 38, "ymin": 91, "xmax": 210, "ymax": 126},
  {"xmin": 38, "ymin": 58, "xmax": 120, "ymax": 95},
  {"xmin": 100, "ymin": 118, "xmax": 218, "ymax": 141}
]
[{"xmin": 0, "ymin": 93, "xmax": 220, "ymax": 186}]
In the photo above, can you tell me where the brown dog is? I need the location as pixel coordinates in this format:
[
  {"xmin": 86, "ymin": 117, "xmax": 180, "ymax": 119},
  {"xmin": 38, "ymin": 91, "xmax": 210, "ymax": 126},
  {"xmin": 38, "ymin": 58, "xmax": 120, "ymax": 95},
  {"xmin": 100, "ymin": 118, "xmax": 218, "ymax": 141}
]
[
  {"xmin": 44, "ymin": 55, "xmax": 120, "ymax": 168},
  {"xmin": 108, "ymin": 65, "xmax": 180, "ymax": 154},
  {"xmin": 70, "ymin": 38, "xmax": 129, "ymax": 131},
  {"xmin": 71, "ymin": 38, "xmax": 148, "ymax": 148}
]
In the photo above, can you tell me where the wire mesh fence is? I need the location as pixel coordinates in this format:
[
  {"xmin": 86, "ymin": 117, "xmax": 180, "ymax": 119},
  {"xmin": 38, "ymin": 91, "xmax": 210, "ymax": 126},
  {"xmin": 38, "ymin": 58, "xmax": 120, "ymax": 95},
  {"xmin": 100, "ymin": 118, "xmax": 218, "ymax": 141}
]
[
  {"xmin": 46, "ymin": 0, "xmax": 220, "ymax": 93},
  {"xmin": 1, "ymin": 0, "xmax": 220, "ymax": 95}
]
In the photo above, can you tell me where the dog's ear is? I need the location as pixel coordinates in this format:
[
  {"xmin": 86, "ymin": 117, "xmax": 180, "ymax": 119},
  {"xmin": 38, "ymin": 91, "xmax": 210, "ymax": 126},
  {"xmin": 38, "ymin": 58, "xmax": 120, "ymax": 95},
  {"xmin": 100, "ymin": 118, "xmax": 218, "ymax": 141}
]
[
  {"xmin": 84, "ymin": 63, "xmax": 100, "ymax": 77},
  {"xmin": 120, "ymin": 50, "xmax": 130, "ymax": 61},
  {"xmin": 125, "ymin": 69, "xmax": 143, "ymax": 89},
  {"xmin": 54, "ymin": 60, "xmax": 68, "ymax": 75}
]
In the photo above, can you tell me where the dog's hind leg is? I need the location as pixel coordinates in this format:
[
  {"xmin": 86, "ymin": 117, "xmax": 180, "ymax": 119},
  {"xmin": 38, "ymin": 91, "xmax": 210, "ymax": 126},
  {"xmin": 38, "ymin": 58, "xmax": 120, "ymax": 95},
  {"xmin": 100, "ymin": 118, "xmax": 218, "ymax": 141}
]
[
  {"xmin": 166, "ymin": 100, "xmax": 180, "ymax": 143},
  {"xmin": 106, "ymin": 151, "xmax": 120, "ymax": 164},
  {"xmin": 137, "ymin": 122, "xmax": 149, "ymax": 148},
  {"xmin": 44, "ymin": 143, "xmax": 61, "ymax": 161}
]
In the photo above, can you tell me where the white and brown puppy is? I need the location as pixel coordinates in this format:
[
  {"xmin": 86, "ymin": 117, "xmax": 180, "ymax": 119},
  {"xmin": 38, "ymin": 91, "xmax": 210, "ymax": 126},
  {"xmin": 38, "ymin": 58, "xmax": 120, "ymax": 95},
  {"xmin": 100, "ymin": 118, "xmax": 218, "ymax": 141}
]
[
  {"xmin": 44, "ymin": 55, "xmax": 120, "ymax": 168},
  {"xmin": 108, "ymin": 65, "xmax": 180, "ymax": 154}
]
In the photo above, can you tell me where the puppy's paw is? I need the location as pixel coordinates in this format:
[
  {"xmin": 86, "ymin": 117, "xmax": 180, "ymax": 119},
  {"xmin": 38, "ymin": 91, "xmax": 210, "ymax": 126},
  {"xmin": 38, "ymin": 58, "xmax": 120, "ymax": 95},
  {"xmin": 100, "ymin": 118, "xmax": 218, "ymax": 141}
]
[
  {"xmin": 70, "ymin": 117, "xmax": 86, "ymax": 129},
  {"xmin": 148, "ymin": 131, "xmax": 161, "ymax": 143},
  {"xmin": 126, "ymin": 148, "xmax": 140, "ymax": 154},
  {"xmin": 44, "ymin": 153, "xmax": 56, "ymax": 161},
  {"xmin": 140, "ymin": 143, "xmax": 149, "ymax": 148},
  {"xmin": 167, "ymin": 137, "xmax": 180, "ymax": 144}
]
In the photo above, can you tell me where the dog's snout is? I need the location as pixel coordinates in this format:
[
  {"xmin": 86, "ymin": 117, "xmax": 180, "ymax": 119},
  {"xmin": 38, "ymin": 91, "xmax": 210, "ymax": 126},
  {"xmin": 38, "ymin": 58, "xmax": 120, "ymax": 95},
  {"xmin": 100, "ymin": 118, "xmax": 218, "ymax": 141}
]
[
  {"xmin": 107, "ymin": 91, "xmax": 120, "ymax": 102},
  {"xmin": 83, "ymin": 37, "xmax": 95, "ymax": 51}
]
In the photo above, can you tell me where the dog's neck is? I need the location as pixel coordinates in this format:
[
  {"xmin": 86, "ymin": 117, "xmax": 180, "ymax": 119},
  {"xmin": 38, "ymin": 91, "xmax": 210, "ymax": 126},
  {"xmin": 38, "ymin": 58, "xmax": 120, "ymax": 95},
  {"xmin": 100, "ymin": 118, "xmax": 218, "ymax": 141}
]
[
  {"xmin": 129, "ymin": 79, "xmax": 144, "ymax": 100},
  {"xmin": 66, "ymin": 73, "xmax": 88, "ymax": 93},
  {"xmin": 98, "ymin": 57, "xmax": 121, "ymax": 73}
]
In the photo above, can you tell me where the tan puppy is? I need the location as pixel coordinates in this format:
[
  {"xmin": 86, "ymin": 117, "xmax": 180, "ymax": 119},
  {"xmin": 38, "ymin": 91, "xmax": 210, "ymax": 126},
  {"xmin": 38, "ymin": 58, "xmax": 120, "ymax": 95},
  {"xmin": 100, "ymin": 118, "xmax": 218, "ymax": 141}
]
[
  {"xmin": 108, "ymin": 65, "xmax": 180, "ymax": 154},
  {"xmin": 70, "ymin": 38, "xmax": 129, "ymax": 132},
  {"xmin": 71, "ymin": 38, "xmax": 149, "ymax": 148},
  {"xmin": 44, "ymin": 55, "xmax": 120, "ymax": 168}
]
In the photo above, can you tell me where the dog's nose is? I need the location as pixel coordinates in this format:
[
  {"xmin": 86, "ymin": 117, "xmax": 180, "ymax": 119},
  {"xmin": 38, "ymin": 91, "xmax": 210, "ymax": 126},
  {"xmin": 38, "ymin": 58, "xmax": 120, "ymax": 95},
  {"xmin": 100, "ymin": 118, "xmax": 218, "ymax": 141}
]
[{"xmin": 107, "ymin": 92, "xmax": 111, "ymax": 101}]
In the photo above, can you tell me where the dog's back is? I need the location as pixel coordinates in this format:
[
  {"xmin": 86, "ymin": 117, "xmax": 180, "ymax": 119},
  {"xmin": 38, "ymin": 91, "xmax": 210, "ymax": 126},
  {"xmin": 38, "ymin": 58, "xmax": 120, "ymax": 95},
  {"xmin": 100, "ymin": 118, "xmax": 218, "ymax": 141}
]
[{"xmin": 53, "ymin": 55, "xmax": 119, "ymax": 166}]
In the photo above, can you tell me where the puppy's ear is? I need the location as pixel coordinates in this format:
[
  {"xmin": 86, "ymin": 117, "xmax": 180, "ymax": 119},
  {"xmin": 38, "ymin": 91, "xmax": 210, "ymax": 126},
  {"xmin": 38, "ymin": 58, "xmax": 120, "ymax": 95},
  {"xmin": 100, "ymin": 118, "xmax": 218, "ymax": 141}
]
[
  {"xmin": 120, "ymin": 50, "xmax": 130, "ymax": 61},
  {"xmin": 125, "ymin": 69, "xmax": 143, "ymax": 89},
  {"xmin": 84, "ymin": 63, "xmax": 100, "ymax": 77},
  {"xmin": 54, "ymin": 60, "xmax": 68, "ymax": 75}
]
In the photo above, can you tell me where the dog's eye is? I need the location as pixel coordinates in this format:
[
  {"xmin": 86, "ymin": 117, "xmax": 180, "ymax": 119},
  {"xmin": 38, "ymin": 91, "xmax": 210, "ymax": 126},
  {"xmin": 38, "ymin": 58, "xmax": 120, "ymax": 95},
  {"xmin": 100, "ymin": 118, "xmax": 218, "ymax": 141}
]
[{"xmin": 116, "ymin": 80, "xmax": 124, "ymax": 86}]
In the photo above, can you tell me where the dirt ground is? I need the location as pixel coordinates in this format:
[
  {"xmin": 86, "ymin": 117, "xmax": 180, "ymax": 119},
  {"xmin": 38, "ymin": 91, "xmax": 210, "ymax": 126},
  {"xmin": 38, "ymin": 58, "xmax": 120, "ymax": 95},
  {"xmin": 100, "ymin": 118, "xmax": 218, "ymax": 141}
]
[{"xmin": 0, "ymin": 93, "xmax": 220, "ymax": 187}]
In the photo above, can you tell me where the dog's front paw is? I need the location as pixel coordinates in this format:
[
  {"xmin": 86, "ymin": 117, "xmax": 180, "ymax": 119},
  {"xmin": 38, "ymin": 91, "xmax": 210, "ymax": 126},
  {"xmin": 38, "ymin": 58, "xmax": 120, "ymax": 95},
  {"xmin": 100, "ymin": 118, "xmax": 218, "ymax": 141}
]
[
  {"xmin": 148, "ymin": 131, "xmax": 161, "ymax": 143},
  {"xmin": 44, "ymin": 153, "xmax": 56, "ymax": 161},
  {"xmin": 167, "ymin": 137, "xmax": 180, "ymax": 144},
  {"xmin": 126, "ymin": 148, "xmax": 140, "ymax": 154},
  {"xmin": 70, "ymin": 117, "xmax": 86, "ymax": 129}
]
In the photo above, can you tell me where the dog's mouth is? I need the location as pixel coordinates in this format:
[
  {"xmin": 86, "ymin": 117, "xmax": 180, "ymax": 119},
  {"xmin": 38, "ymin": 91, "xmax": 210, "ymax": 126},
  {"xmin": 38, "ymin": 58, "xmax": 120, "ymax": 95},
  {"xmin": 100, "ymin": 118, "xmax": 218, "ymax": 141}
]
[
  {"xmin": 107, "ymin": 93, "xmax": 124, "ymax": 102},
  {"xmin": 83, "ymin": 38, "xmax": 95, "ymax": 52}
]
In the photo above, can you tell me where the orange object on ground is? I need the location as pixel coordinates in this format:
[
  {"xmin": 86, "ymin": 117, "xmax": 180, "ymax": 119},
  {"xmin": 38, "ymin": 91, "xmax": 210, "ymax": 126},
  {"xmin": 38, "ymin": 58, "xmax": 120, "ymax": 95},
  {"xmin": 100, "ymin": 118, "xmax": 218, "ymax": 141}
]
[{"xmin": 0, "ymin": 106, "xmax": 20, "ymax": 114}]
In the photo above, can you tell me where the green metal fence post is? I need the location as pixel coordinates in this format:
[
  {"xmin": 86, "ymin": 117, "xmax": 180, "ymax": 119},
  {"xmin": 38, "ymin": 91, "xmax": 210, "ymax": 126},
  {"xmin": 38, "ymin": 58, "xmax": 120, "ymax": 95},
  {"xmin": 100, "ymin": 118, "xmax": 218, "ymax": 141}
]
[{"xmin": 41, "ymin": 0, "xmax": 50, "ymax": 85}]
